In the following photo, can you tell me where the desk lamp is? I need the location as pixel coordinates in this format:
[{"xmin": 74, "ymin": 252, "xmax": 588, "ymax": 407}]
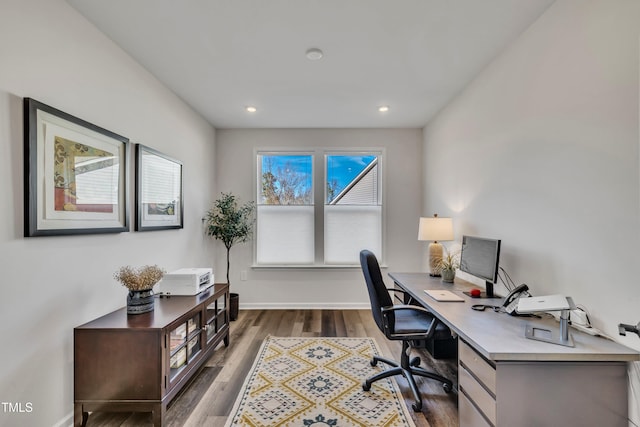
[{"xmin": 418, "ymin": 215, "xmax": 453, "ymax": 277}]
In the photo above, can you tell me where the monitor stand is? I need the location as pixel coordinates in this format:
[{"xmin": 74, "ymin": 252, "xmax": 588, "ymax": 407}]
[{"xmin": 463, "ymin": 281, "xmax": 501, "ymax": 299}]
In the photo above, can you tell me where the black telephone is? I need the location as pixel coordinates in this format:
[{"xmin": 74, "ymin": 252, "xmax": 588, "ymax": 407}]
[{"xmin": 502, "ymin": 284, "xmax": 531, "ymax": 316}]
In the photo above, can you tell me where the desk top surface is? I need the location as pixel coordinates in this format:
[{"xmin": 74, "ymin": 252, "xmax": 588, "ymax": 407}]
[{"xmin": 389, "ymin": 272, "xmax": 640, "ymax": 362}]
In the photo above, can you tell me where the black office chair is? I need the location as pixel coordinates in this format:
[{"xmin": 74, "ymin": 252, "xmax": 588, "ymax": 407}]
[{"xmin": 359, "ymin": 250, "xmax": 453, "ymax": 411}]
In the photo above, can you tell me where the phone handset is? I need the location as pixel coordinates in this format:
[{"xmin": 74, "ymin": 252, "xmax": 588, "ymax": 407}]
[{"xmin": 502, "ymin": 284, "xmax": 531, "ymax": 316}]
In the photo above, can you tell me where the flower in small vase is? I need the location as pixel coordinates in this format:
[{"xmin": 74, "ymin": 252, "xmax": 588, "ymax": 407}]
[{"xmin": 438, "ymin": 248, "xmax": 460, "ymax": 283}]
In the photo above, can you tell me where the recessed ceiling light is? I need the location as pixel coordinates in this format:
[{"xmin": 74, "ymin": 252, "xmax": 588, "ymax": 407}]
[
  {"xmin": 378, "ymin": 105, "xmax": 390, "ymax": 113},
  {"xmin": 305, "ymin": 48, "xmax": 324, "ymax": 61},
  {"xmin": 245, "ymin": 106, "xmax": 257, "ymax": 113}
]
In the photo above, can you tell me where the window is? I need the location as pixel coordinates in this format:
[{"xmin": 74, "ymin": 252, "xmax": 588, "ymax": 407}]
[
  {"xmin": 324, "ymin": 154, "xmax": 382, "ymax": 264},
  {"xmin": 256, "ymin": 154, "xmax": 314, "ymax": 264},
  {"xmin": 256, "ymin": 150, "xmax": 383, "ymax": 266}
]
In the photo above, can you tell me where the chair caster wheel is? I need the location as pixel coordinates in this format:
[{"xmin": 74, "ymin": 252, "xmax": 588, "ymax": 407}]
[
  {"xmin": 443, "ymin": 382, "xmax": 453, "ymax": 393},
  {"xmin": 362, "ymin": 382, "xmax": 371, "ymax": 391},
  {"xmin": 411, "ymin": 402, "xmax": 422, "ymax": 411},
  {"xmin": 410, "ymin": 356, "xmax": 421, "ymax": 367},
  {"xmin": 370, "ymin": 359, "xmax": 378, "ymax": 367}
]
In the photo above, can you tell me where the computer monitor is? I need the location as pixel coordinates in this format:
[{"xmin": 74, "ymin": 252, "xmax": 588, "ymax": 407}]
[{"xmin": 459, "ymin": 235, "xmax": 501, "ymax": 298}]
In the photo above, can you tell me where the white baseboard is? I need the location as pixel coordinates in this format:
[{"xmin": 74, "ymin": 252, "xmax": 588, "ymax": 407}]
[
  {"xmin": 239, "ymin": 302, "xmax": 370, "ymax": 310},
  {"xmin": 53, "ymin": 411, "xmax": 73, "ymax": 427}
]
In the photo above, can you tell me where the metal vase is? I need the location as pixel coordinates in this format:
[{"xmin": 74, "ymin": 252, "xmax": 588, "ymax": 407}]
[{"xmin": 127, "ymin": 289, "xmax": 155, "ymax": 314}]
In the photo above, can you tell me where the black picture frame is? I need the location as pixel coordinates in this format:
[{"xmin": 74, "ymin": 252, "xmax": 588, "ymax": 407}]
[
  {"xmin": 135, "ymin": 144, "xmax": 183, "ymax": 231},
  {"xmin": 23, "ymin": 98, "xmax": 129, "ymax": 236}
]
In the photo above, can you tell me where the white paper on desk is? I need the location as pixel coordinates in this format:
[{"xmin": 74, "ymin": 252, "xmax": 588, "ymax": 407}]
[{"xmin": 424, "ymin": 289, "xmax": 465, "ymax": 302}]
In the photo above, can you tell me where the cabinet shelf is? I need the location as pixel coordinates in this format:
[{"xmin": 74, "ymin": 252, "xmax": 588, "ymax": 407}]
[{"xmin": 74, "ymin": 283, "xmax": 230, "ymax": 427}]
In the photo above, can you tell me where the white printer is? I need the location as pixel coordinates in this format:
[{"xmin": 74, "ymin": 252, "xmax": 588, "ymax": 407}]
[{"xmin": 158, "ymin": 268, "xmax": 214, "ymax": 296}]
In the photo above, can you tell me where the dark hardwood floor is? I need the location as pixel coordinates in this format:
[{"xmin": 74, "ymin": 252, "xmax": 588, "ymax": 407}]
[{"xmin": 84, "ymin": 309, "xmax": 458, "ymax": 427}]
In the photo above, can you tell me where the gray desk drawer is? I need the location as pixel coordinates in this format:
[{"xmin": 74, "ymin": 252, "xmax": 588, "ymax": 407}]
[
  {"xmin": 459, "ymin": 390, "xmax": 493, "ymax": 427},
  {"xmin": 459, "ymin": 340, "xmax": 496, "ymax": 394},
  {"xmin": 459, "ymin": 364, "xmax": 496, "ymax": 425}
]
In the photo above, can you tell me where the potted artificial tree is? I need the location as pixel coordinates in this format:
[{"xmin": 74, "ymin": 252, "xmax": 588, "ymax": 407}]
[{"xmin": 205, "ymin": 192, "xmax": 255, "ymax": 321}]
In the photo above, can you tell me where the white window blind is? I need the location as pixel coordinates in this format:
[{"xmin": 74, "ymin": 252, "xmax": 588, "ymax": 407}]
[
  {"xmin": 256, "ymin": 205, "xmax": 315, "ymax": 264},
  {"xmin": 324, "ymin": 205, "xmax": 382, "ymax": 264}
]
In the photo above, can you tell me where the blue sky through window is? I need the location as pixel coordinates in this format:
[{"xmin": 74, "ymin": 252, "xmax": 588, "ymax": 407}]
[
  {"xmin": 261, "ymin": 155, "xmax": 312, "ymax": 178},
  {"xmin": 327, "ymin": 155, "xmax": 376, "ymax": 203},
  {"xmin": 260, "ymin": 155, "xmax": 312, "ymax": 204},
  {"xmin": 260, "ymin": 154, "xmax": 376, "ymax": 204}
]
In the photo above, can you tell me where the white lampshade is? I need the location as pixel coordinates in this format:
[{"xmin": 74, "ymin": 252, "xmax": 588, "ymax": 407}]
[{"xmin": 418, "ymin": 216, "xmax": 453, "ymax": 242}]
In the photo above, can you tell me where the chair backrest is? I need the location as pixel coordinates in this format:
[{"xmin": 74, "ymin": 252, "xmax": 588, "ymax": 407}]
[{"xmin": 360, "ymin": 250, "xmax": 394, "ymax": 333}]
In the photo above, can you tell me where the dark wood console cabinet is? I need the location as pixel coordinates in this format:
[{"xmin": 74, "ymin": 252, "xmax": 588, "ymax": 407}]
[{"xmin": 74, "ymin": 283, "xmax": 229, "ymax": 427}]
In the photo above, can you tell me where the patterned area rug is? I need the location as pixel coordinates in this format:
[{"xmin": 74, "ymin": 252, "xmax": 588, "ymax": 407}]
[{"xmin": 225, "ymin": 336, "xmax": 416, "ymax": 427}]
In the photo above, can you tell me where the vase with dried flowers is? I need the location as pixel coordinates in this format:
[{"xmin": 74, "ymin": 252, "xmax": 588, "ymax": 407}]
[{"xmin": 114, "ymin": 265, "xmax": 165, "ymax": 314}]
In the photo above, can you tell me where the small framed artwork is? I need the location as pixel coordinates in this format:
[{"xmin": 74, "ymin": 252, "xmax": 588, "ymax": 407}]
[
  {"xmin": 23, "ymin": 98, "xmax": 129, "ymax": 236},
  {"xmin": 135, "ymin": 144, "xmax": 183, "ymax": 231}
]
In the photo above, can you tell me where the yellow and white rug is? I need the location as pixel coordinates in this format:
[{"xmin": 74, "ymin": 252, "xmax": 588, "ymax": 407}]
[{"xmin": 225, "ymin": 336, "xmax": 416, "ymax": 427}]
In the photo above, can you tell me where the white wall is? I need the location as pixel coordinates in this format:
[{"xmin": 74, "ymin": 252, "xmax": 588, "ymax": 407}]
[
  {"xmin": 423, "ymin": 0, "xmax": 640, "ymax": 423},
  {"xmin": 0, "ymin": 0, "xmax": 217, "ymax": 426},
  {"xmin": 215, "ymin": 128, "xmax": 424, "ymax": 308}
]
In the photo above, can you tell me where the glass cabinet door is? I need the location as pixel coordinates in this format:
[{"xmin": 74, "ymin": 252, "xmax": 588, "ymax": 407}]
[
  {"xmin": 168, "ymin": 313, "xmax": 201, "ymax": 383},
  {"xmin": 205, "ymin": 294, "xmax": 227, "ymax": 344}
]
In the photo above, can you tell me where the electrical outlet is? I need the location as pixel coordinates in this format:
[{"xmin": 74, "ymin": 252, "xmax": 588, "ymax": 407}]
[{"xmin": 240, "ymin": 270, "xmax": 247, "ymax": 281}]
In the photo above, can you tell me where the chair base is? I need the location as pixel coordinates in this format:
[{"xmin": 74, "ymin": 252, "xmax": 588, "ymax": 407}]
[{"xmin": 362, "ymin": 341, "xmax": 453, "ymax": 411}]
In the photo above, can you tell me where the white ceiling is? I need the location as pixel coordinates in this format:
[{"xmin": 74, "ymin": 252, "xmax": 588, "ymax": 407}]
[{"xmin": 66, "ymin": 0, "xmax": 554, "ymax": 129}]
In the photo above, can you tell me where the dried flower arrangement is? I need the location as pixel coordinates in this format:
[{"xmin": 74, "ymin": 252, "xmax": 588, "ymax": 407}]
[{"xmin": 114, "ymin": 265, "xmax": 165, "ymax": 291}]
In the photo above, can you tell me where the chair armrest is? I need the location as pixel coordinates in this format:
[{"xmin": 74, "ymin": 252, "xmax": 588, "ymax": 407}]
[
  {"xmin": 383, "ymin": 304, "xmax": 432, "ymax": 315},
  {"xmin": 380, "ymin": 304, "xmax": 441, "ymax": 340}
]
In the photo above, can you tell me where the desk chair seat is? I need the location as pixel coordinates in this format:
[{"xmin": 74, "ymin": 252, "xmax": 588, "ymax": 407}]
[
  {"xmin": 394, "ymin": 309, "xmax": 452, "ymax": 336},
  {"xmin": 360, "ymin": 250, "xmax": 453, "ymax": 411}
]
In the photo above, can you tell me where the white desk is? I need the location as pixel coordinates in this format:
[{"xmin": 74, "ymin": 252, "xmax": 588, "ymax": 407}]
[{"xmin": 389, "ymin": 273, "xmax": 640, "ymax": 427}]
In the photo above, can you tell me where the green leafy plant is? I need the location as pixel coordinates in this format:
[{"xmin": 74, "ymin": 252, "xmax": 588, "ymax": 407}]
[
  {"xmin": 205, "ymin": 192, "xmax": 255, "ymax": 285},
  {"xmin": 438, "ymin": 247, "xmax": 460, "ymax": 271}
]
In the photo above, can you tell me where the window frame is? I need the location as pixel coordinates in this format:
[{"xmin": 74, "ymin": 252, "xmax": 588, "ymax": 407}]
[{"xmin": 253, "ymin": 147, "xmax": 385, "ymax": 268}]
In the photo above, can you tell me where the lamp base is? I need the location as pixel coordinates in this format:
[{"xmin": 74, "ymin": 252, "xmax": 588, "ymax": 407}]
[{"xmin": 428, "ymin": 242, "xmax": 443, "ymax": 277}]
